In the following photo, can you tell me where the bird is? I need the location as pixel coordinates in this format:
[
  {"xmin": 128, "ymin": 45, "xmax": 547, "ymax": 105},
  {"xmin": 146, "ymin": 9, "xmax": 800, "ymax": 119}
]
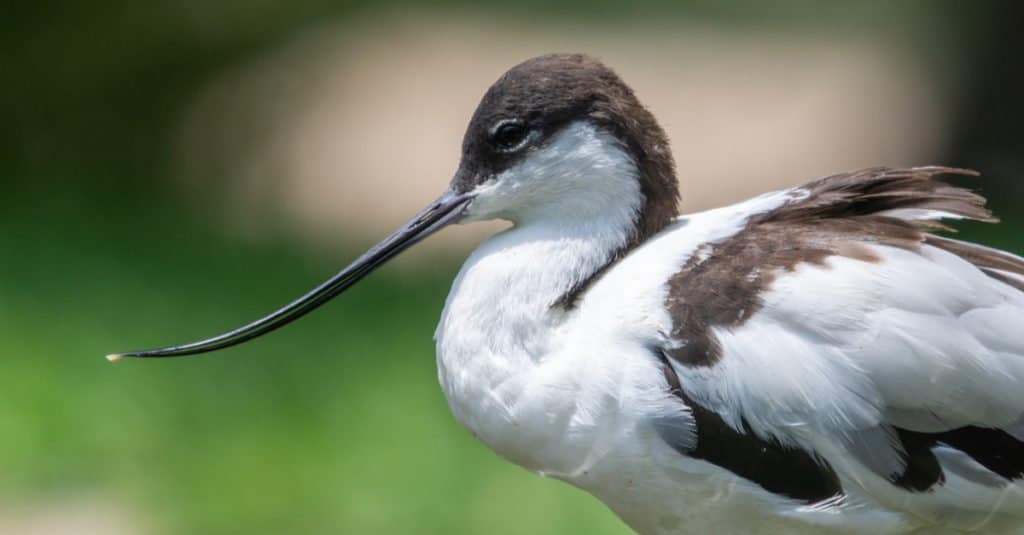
[{"xmin": 109, "ymin": 54, "xmax": 1024, "ymax": 534}]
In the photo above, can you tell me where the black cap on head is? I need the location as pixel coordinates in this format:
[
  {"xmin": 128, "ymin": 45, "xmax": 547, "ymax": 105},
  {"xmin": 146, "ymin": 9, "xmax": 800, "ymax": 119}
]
[{"xmin": 453, "ymin": 54, "xmax": 680, "ymax": 241}]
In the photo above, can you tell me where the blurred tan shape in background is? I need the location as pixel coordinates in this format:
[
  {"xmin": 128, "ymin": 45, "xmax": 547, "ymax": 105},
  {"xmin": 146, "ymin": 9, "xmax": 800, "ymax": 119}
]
[
  {"xmin": 177, "ymin": 14, "xmax": 949, "ymax": 254},
  {"xmin": 0, "ymin": 499, "xmax": 145, "ymax": 535}
]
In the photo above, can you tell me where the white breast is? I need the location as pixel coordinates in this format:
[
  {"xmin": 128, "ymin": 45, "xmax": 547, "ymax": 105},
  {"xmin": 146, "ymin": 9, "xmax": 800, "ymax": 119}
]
[{"xmin": 433, "ymin": 186, "xmax": 812, "ymax": 531}]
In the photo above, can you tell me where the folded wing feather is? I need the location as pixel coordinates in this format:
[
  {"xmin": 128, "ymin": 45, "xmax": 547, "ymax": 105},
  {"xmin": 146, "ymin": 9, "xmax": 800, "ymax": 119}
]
[{"xmin": 665, "ymin": 167, "xmax": 1024, "ymax": 508}]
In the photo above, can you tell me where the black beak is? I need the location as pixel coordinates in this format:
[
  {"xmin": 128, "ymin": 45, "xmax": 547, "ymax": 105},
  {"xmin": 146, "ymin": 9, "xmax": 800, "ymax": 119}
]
[{"xmin": 107, "ymin": 190, "xmax": 473, "ymax": 360}]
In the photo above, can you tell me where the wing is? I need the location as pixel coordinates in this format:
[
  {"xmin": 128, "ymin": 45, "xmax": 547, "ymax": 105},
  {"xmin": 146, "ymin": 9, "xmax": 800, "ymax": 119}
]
[{"xmin": 661, "ymin": 167, "xmax": 1024, "ymax": 523}]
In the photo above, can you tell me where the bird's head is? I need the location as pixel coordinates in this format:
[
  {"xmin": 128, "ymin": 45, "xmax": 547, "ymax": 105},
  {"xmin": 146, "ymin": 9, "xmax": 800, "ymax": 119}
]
[{"xmin": 454, "ymin": 53, "xmax": 678, "ymax": 233}]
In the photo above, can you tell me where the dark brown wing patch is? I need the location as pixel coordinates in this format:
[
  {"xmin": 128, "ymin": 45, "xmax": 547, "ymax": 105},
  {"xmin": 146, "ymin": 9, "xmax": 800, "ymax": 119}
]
[
  {"xmin": 935, "ymin": 427, "xmax": 1024, "ymax": 481},
  {"xmin": 665, "ymin": 167, "xmax": 999, "ymax": 368},
  {"xmin": 657, "ymin": 351, "xmax": 844, "ymax": 503},
  {"xmin": 769, "ymin": 167, "xmax": 992, "ymax": 228},
  {"xmin": 891, "ymin": 426, "xmax": 1024, "ymax": 489},
  {"xmin": 890, "ymin": 428, "xmax": 946, "ymax": 491},
  {"xmin": 924, "ymin": 235, "xmax": 1024, "ymax": 292},
  {"xmin": 661, "ymin": 350, "xmax": 1024, "ymax": 496}
]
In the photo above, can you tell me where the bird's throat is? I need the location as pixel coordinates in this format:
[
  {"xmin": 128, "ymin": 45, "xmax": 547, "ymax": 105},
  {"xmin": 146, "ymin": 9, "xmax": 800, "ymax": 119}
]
[{"xmin": 434, "ymin": 209, "xmax": 637, "ymax": 442}]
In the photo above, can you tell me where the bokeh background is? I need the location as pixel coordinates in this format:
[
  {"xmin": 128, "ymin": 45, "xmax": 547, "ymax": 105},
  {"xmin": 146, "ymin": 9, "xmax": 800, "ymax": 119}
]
[{"xmin": 3, "ymin": 1, "xmax": 1023, "ymax": 533}]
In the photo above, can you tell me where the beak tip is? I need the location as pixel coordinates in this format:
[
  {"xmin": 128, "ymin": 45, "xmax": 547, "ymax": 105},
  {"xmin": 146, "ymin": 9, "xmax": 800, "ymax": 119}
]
[{"xmin": 105, "ymin": 353, "xmax": 125, "ymax": 363}]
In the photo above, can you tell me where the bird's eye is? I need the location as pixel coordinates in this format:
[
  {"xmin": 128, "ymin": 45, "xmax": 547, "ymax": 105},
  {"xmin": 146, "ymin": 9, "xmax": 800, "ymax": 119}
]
[{"xmin": 491, "ymin": 121, "xmax": 528, "ymax": 152}]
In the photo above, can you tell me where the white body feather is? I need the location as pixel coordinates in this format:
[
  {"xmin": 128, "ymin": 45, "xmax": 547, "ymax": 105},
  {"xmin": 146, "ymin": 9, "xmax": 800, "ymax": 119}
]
[{"xmin": 435, "ymin": 123, "xmax": 1024, "ymax": 534}]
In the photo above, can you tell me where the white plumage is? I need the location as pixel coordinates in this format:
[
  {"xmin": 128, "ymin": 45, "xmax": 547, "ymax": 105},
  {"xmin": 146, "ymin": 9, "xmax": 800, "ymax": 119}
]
[{"xmin": 435, "ymin": 120, "xmax": 1024, "ymax": 533}]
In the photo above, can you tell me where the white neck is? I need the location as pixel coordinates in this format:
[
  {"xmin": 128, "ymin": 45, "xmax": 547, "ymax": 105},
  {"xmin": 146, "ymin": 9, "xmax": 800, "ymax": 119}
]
[
  {"xmin": 434, "ymin": 122, "xmax": 643, "ymax": 465},
  {"xmin": 438, "ymin": 213, "xmax": 633, "ymax": 358}
]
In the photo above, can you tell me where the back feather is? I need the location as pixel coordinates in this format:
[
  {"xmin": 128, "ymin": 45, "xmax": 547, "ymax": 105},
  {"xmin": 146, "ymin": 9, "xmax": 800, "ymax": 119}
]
[
  {"xmin": 771, "ymin": 166, "xmax": 1024, "ymax": 291},
  {"xmin": 770, "ymin": 166, "xmax": 995, "ymax": 230}
]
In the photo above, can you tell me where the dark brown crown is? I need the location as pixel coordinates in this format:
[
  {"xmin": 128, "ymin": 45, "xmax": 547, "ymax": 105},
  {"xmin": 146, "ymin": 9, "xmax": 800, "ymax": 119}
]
[{"xmin": 452, "ymin": 54, "xmax": 680, "ymax": 241}]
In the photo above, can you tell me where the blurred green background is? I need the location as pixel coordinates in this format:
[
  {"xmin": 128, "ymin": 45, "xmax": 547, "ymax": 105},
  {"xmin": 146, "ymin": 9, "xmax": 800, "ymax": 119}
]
[{"xmin": 2, "ymin": 1, "xmax": 1022, "ymax": 533}]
